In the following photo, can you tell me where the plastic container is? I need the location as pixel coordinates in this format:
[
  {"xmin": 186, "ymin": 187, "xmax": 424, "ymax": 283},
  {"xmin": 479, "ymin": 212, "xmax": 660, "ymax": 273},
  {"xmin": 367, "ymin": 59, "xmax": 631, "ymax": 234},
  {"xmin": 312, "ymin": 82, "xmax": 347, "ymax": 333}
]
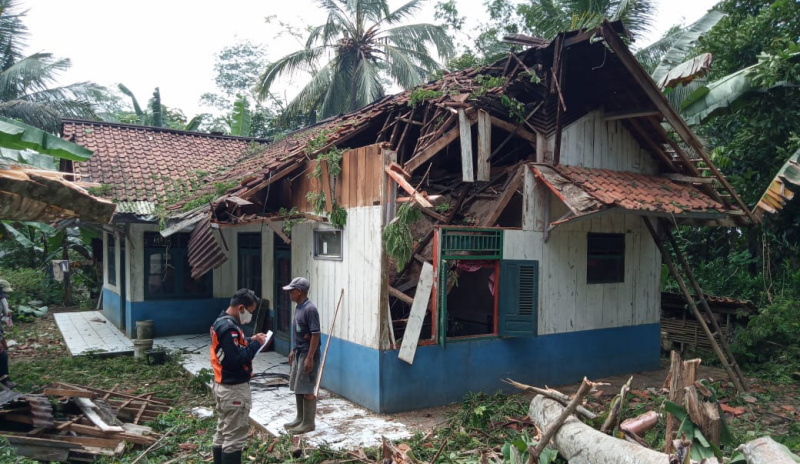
[
  {"xmin": 133, "ymin": 339, "xmax": 153, "ymax": 359},
  {"xmin": 136, "ymin": 320, "xmax": 154, "ymax": 340}
]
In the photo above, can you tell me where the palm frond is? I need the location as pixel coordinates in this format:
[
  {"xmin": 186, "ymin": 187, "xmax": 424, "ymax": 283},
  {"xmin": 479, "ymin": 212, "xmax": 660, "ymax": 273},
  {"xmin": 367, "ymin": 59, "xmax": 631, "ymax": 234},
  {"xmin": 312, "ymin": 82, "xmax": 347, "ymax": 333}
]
[
  {"xmin": 255, "ymin": 45, "xmax": 327, "ymax": 101},
  {"xmin": 353, "ymin": 57, "xmax": 385, "ymax": 109},
  {"xmin": 381, "ymin": 44, "xmax": 428, "ymax": 89},
  {"xmin": 0, "ymin": 100, "xmax": 61, "ymax": 132},
  {"xmin": 611, "ymin": 0, "xmax": 655, "ymax": 40},
  {"xmin": 320, "ymin": 55, "xmax": 356, "ymax": 117},
  {"xmin": 379, "ymin": 0, "xmax": 424, "ymax": 26},
  {"xmin": 383, "ymin": 23, "xmax": 455, "ymax": 60},
  {"xmin": 285, "ymin": 63, "xmax": 333, "ymax": 118},
  {"xmin": 117, "ymin": 83, "xmax": 144, "ymax": 116}
]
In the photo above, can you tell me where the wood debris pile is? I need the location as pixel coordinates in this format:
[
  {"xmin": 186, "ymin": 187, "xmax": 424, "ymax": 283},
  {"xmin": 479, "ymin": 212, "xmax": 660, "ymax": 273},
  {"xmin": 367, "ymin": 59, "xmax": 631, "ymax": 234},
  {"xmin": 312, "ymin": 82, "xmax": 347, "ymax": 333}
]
[{"xmin": 0, "ymin": 382, "xmax": 170, "ymax": 462}]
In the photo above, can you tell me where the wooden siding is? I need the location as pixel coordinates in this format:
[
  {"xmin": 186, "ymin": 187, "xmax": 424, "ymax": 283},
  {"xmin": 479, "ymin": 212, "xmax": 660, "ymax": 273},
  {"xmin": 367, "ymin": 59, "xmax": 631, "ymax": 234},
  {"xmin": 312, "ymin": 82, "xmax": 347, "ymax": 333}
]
[
  {"xmin": 290, "ymin": 206, "xmax": 384, "ymax": 349},
  {"xmin": 503, "ymin": 213, "xmax": 661, "ymax": 335},
  {"xmin": 548, "ymin": 109, "xmax": 659, "ymax": 174},
  {"xmin": 292, "ymin": 144, "xmax": 384, "ymax": 211}
]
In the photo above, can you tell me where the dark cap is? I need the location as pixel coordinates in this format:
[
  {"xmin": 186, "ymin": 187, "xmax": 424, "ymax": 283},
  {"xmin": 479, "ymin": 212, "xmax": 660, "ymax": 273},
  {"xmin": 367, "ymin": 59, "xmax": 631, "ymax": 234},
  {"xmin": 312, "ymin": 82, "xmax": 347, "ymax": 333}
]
[{"xmin": 282, "ymin": 277, "xmax": 310, "ymax": 292}]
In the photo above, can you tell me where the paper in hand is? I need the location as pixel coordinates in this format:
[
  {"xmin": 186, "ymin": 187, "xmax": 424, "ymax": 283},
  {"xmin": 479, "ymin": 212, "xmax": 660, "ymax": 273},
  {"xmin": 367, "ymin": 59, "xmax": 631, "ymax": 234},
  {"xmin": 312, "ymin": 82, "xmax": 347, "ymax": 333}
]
[{"xmin": 256, "ymin": 330, "xmax": 273, "ymax": 355}]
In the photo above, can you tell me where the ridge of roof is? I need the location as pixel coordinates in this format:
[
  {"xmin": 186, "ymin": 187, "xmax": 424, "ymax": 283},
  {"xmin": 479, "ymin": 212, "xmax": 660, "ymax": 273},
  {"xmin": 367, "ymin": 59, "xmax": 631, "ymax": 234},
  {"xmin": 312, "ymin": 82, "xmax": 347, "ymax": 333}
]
[{"xmin": 61, "ymin": 118, "xmax": 273, "ymax": 143}]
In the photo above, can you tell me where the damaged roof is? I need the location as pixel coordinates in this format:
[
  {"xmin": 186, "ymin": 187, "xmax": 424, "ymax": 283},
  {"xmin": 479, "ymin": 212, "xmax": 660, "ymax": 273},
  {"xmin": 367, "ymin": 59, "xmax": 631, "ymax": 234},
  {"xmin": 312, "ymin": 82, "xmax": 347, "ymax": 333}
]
[{"xmin": 531, "ymin": 164, "xmax": 739, "ymax": 225}]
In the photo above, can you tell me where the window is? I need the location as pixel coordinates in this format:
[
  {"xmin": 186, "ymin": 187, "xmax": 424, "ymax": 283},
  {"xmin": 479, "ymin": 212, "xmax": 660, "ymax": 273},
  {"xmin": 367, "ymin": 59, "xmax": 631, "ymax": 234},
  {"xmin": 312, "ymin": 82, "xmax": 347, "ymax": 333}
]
[
  {"xmin": 587, "ymin": 233, "xmax": 625, "ymax": 284},
  {"xmin": 498, "ymin": 260, "xmax": 538, "ymax": 336},
  {"xmin": 144, "ymin": 232, "xmax": 212, "ymax": 299},
  {"xmin": 238, "ymin": 232, "xmax": 262, "ymax": 296},
  {"xmin": 107, "ymin": 234, "xmax": 116, "ymax": 286},
  {"xmin": 435, "ymin": 228, "xmax": 505, "ymax": 345},
  {"xmin": 314, "ymin": 230, "xmax": 342, "ymax": 260}
]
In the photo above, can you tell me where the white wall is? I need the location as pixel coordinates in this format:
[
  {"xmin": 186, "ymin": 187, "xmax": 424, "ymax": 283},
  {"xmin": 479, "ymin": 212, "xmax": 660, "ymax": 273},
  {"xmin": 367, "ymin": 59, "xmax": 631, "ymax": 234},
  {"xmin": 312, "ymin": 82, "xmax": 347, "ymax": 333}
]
[
  {"xmin": 504, "ymin": 212, "xmax": 661, "ymax": 335},
  {"xmin": 290, "ymin": 206, "xmax": 384, "ymax": 349},
  {"xmin": 211, "ymin": 223, "xmax": 275, "ymax": 302},
  {"xmin": 549, "ymin": 109, "xmax": 660, "ymax": 174}
]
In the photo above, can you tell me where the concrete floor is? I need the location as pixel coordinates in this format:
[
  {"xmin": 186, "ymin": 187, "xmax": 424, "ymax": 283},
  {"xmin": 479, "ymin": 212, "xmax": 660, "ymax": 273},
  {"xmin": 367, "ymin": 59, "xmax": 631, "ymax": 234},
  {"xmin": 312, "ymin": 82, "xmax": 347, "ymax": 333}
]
[{"xmin": 55, "ymin": 311, "xmax": 413, "ymax": 449}]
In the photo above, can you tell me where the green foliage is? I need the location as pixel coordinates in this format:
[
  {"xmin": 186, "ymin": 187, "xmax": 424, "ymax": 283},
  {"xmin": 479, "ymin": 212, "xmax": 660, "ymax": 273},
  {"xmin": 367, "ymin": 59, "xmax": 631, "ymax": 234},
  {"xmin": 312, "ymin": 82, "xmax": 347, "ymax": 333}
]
[
  {"xmin": 435, "ymin": 202, "xmax": 452, "ymax": 214},
  {"xmin": 87, "ymin": 183, "xmax": 113, "ymax": 197},
  {"xmin": 383, "ymin": 202, "xmax": 423, "ymax": 272},
  {"xmin": 278, "ymin": 207, "xmax": 302, "ymax": 237},
  {"xmin": 522, "ymin": 69, "xmax": 541, "ymax": 84},
  {"xmin": 501, "ymin": 95, "xmax": 526, "ymax": 123},
  {"xmin": 0, "ymin": 267, "xmax": 62, "ymax": 306},
  {"xmin": 474, "ymin": 73, "xmax": 507, "ymax": 96},
  {"xmin": 255, "ymin": 0, "xmax": 454, "ymax": 119},
  {"xmin": 733, "ymin": 294, "xmax": 800, "ymax": 382},
  {"xmin": 408, "ymin": 89, "xmax": 444, "ymax": 107},
  {"xmin": 663, "ymin": 399, "xmax": 732, "ymax": 461},
  {"xmin": 306, "ymin": 191, "xmax": 326, "ymax": 214},
  {"xmin": 329, "ymin": 202, "xmax": 348, "ymax": 228}
]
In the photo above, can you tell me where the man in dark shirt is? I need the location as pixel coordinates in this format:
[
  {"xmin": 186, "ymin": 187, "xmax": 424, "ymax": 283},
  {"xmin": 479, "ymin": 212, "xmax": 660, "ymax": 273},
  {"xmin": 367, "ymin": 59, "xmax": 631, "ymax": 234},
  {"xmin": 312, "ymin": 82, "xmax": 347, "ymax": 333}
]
[
  {"xmin": 209, "ymin": 289, "xmax": 268, "ymax": 464},
  {"xmin": 282, "ymin": 277, "xmax": 320, "ymax": 434}
]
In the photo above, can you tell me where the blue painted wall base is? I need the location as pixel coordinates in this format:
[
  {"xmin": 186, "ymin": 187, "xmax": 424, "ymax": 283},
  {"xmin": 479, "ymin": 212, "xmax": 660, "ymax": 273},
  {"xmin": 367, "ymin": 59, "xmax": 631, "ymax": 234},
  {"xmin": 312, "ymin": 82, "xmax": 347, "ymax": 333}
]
[
  {"xmin": 102, "ymin": 288, "xmax": 122, "ymax": 328},
  {"xmin": 318, "ymin": 323, "xmax": 661, "ymax": 413},
  {"xmin": 122, "ymin": 298, "xmax": 229, "ymax": 338}
]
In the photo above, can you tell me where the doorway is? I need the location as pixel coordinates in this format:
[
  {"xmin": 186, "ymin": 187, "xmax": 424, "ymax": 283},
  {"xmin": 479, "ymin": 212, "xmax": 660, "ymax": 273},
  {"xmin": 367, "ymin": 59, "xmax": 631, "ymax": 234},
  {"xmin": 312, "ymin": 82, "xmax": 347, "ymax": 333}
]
[{"xmin": 273, "ymin": 234, "xmax": 292, "ymax": 354}]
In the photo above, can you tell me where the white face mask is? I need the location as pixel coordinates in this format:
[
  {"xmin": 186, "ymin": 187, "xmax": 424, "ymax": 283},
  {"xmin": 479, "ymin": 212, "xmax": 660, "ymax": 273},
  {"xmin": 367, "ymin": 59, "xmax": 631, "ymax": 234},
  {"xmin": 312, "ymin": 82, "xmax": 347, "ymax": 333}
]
[{"xmin": 239, "ymin": 308, "xmax": 253, "ymax": 325}]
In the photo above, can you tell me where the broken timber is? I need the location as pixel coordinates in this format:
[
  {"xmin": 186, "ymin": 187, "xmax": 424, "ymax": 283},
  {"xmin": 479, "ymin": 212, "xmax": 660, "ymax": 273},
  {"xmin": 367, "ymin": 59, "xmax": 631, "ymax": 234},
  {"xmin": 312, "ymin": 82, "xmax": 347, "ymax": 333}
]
[
  {"xmin": 398, "ymin": 262, "xmax": 434, "ymax": 364},
  {"xmin": 385, "ymin": 164, "xmax": 434, "ymax": 208}
]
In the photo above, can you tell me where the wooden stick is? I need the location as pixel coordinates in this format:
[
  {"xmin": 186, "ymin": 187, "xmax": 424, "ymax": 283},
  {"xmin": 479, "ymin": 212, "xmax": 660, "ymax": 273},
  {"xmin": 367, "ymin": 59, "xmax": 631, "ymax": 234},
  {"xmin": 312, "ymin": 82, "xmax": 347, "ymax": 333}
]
[
  {"xmin": 314, "ymin": 289, "xmax": 345, "ymax": 397},
  {"xmin": 504, "ymin": 378, "xmax": 596, "ymax": 420},
  {"xmin": 529, "ymin": 378, "xmax": 593, "ymax": 463},
  {"xmin": 134, "ymin": 395, "xmax": 152, "ymax": 425}
]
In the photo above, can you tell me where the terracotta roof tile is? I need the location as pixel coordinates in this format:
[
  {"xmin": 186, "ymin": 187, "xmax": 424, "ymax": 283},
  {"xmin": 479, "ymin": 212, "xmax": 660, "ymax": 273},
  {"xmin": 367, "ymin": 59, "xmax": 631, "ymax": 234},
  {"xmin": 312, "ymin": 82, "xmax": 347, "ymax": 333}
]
[
  {"xmin": 553, "ymin": 165, "xmax": 727, "ymax": 214},
  {"xmin": 64, "ymin": 120, "xmax": 271, "ymax": 204}
]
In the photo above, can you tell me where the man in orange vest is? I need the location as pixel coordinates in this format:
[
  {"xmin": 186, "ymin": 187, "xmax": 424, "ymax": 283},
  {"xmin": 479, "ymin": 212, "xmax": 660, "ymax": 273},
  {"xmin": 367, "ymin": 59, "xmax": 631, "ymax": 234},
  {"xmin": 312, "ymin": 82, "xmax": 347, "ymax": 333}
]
[{"xmin": 209, "ymin": 289, "xmax": 268, "ymax": 464}]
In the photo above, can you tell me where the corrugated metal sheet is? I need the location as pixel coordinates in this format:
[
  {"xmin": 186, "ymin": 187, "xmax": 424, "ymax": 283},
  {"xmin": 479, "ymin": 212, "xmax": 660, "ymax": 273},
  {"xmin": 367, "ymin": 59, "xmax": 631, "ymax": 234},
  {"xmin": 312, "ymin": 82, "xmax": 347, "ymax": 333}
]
[
  {"xmin": 188, "ymin": 216, "xmax": 228, "ymax": 279},
  {"xmin": 25, "ymin": 395, "xmax": 55, "ymax": 429},
  {"xmin": 115, "ymin": 201, "xmax": 156, "ymax": 215}
]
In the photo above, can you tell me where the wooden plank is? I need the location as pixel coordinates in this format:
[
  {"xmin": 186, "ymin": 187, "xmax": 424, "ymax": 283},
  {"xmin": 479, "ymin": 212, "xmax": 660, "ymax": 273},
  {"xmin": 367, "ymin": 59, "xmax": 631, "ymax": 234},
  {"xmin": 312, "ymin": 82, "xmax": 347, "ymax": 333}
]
[
  {"xmin": 357, "ymin": 147, "xmax": 367, "ymax": 206},
  {"xmin": 662, "ymin": 173, "xmax": 715, "ymax": 184},
  {"xmin": 477, "ymin": 110, "xmax": 491, "ymax": 182},
  {"xmin": 320, "ymin": 160, "xmax": 333, "ymax": 212},
  {"xmin": 459, "ymin": 109, "xmax": 474, "ymax": 182},
  {"xmin": 404, "ymin": 125, "xmax": 461, "ymax": 173},
  {"xmin": 43, "ymin": 388, "xmax": 94, "ymax": 398},
  {"xmin": 385, "ymin": 166, "xmax": 434, "ymax": 208},
  {"xmin": 349, "ymin": 148, "xmax": 358, "ymax": 208},
  {"xmin": 74, "ymin": 398, "xmax": 124, "ymax": 433},
  {"xmin": 603, "ymin": 109, "xmax": 661, "ymax": 121},
  {"xmin": 398, "ymin": 262, "xmax": 434, "ymax": 364},
  {"xmin": 66, "ymin": 424, "xmax": 156, "ymax": 446},
  {"xmin": 341, "ymin": 150, "xmax": 351, "ymax": 207},
  {"xmin": 484, "ymin": 167, "xmax": 523, "ymax": 226}
]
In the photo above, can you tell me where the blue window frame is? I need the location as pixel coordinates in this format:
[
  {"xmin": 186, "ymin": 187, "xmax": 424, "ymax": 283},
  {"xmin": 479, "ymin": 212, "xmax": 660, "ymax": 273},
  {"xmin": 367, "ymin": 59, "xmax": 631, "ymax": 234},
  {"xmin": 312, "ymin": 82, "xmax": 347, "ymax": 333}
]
[{"xmin": 144, "ymin": 232, "xmax": 212, "ymax": 300}]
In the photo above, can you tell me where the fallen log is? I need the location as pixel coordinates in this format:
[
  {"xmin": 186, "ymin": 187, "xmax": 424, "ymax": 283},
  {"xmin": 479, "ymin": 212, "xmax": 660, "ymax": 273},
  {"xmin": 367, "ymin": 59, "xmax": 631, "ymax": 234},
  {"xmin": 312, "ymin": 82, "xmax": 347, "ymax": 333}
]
[
  {"xmin": 530, "ymin": 378, "xmax": 593, "ymax": 461},
  {"xmin": 529, "ymin": 396, "xmax": 671, "ymax": 464},
  {"xmin": 738, "ymin": 436, "xmax": 798, "ymax": 464}
]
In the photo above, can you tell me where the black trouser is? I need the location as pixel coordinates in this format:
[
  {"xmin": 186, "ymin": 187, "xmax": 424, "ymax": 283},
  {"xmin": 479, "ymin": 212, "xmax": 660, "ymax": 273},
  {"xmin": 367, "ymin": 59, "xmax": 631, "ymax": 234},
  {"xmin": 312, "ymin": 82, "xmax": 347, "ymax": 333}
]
[{"xmin": 0, "ymin": 349, "xmax": 9, "ymax": 381}]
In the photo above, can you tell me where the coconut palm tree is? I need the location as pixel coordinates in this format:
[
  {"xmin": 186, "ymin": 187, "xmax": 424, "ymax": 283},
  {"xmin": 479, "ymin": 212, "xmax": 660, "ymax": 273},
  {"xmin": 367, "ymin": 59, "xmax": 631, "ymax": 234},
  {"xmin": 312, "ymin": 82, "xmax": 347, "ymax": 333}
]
[
  {"xmin": 516, "ymin": 0, "xmax": 656, "ymax": 42},
  {"xmin": 0, "ymin": 0, "xmax": 105, "ymax": 133},
  {"xmin": 255, "ymin": 0, "xmax": 455, "ymax": 120}
]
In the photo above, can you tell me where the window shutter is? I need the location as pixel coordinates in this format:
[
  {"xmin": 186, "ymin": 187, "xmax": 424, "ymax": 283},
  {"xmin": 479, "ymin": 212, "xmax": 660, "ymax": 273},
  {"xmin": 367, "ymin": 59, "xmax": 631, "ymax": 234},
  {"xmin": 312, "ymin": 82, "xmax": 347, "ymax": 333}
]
[{"xmin": 499, "ymin": 260, "xmax": 538, "ymax": 336}]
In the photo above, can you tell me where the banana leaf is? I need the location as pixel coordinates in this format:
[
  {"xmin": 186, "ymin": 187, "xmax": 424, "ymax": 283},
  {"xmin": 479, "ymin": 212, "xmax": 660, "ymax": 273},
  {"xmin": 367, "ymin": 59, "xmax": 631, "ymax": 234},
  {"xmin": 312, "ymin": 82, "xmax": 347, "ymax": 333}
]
[
  {"xmin": 754, "ymin": 148, "xmax": 800, "ymax": 217},
  {"xmin": 230, "ymin": 95, "xmax": 252, "ymax": 137},
  {"xmin": 650, "ymin": 10, "xmax": 725, "ymax": 85},
  {"xmin": 657, "ymin": 53, "xmax": 713, "ymax": 90},
  {"xmin": 0, "ymin": 115, "xmax": 93, "ymax": 161}
]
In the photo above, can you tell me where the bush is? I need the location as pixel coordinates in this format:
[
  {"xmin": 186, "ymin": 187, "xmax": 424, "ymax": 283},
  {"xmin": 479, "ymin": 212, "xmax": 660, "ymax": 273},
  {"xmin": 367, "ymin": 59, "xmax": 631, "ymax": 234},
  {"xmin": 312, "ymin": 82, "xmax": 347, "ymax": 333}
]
[
  {"xmin": 0, "ymin": 266, "xmax": 62, "ymax": 306},
  {"xmin": 732, "ymin": 294, "xmax": 800, "ymax": 382}
]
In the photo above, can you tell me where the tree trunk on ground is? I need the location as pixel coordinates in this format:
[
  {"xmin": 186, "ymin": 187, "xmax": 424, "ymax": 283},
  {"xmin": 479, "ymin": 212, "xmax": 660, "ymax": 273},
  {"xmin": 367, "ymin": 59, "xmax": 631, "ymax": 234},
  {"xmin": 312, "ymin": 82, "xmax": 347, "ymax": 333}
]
[
  {"xmin": 739, "ymin": 437, "xmax": 799, "ymax": 464},
  {"xmin": 528, "ymin": 395, "xmax": 671, "ymax": 464}
]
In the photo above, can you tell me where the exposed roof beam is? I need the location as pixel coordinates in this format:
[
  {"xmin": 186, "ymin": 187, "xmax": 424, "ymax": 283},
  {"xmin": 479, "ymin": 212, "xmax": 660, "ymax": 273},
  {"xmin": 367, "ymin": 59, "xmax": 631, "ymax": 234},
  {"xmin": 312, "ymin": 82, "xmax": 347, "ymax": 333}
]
[{"xmin": 604, "ymin": 109, "xmax": 661, "ymax": 121}]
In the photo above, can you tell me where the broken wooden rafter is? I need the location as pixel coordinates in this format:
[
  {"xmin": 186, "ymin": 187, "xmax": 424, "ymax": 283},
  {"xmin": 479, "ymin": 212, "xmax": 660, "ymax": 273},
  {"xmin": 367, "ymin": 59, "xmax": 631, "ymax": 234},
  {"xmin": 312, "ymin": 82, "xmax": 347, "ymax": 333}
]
[
  {"xmin": 264, "ymin": 219, "xmax": 291, "ymax": 245},
  {"xmin": 488, "ymin": 115, "xmax": 539, "ymax": 145},
  {"xmin": 388, "ymin": 286, "xmax": 414, "ymax": 305},
  {"xmin": 483, "ymin": 166, "xmax": 523, "ymax": 227},
  {"xmin": 385, "ymin": 164, "xmax": 434, "ymax": 208}
]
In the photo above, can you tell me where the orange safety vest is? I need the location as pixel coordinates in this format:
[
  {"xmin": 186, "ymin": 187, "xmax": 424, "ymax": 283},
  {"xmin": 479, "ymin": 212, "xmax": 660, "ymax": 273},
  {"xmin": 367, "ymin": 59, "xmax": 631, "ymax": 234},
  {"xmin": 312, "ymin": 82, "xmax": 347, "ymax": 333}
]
[{"xmin": 209, "ymin": 316, "xmax": 252, "ymax": 384}]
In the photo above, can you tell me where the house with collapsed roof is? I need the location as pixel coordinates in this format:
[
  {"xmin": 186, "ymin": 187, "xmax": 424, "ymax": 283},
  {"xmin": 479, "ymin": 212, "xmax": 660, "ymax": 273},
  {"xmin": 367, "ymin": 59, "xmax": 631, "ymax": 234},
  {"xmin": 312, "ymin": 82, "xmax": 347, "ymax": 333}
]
[{"xmin": 62, "ymin": 20, "xmax": 754, "ymax": 413}]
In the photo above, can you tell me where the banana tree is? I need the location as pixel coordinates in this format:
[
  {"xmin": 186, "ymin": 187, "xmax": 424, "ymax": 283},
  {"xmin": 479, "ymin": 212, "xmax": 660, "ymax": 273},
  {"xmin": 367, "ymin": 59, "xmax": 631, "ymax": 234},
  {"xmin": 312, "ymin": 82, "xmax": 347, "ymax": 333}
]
[
  {"xmin": 116, "ymin": 84, "xmax": 203, "ymax": 131},
  {"xmin": 227, "ymin": 95, "xmax": 252, "ymax": 136}
]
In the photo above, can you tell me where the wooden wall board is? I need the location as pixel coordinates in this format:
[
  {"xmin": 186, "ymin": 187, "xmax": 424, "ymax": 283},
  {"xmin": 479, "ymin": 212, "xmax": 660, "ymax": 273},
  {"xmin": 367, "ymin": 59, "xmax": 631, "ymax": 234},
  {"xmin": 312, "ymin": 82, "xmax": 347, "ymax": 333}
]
[{"xmin": 398, "ymin": 262, "xmax": 434, "ymax": 364}]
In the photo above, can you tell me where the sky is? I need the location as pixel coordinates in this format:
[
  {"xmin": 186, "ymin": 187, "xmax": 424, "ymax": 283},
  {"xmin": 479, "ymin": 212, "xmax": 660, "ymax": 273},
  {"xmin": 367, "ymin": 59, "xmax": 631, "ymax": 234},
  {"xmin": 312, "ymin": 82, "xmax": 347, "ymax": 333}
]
[{"xmin": 20, "ymin": 0, "xmax": 720, "ymax": 118}]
